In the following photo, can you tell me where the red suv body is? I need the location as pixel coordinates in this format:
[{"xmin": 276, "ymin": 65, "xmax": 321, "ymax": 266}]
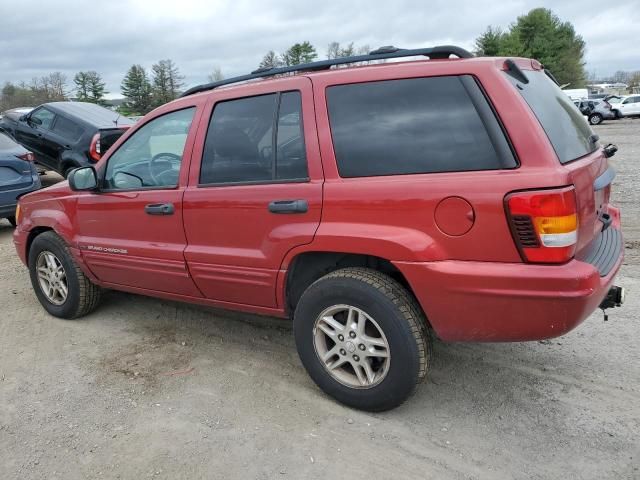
[{"xmin": 13, "ymin": 48, "xmax": 624, "ymax": 410}]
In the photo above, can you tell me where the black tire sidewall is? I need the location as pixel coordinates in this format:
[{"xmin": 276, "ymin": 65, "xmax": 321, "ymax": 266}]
[
  {"xmin": 294, "ymin": 274, "xmax": 422, "ymax": 411},
  {"xmin": 7, "ymin": 216, "xmax": 16, "ymax": 227},
  {"xmin": 28, "ymin": 233, "xmax": 82, "ymax": 319}
]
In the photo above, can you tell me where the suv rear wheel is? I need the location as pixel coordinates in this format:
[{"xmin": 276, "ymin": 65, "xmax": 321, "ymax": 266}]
[
  {"xmin": 293, "ymin": 267, "xmax": 431, "ymax": 411},
  {"xmin": 589, "ymin": 113, "xmax": 603, "ymax": 125},
  {"xmin": 28, "ymin": 231, "xmax": 101, "ymax": 319}
]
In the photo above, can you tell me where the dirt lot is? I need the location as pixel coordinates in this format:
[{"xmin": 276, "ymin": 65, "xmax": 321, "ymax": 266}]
[{"xmin": 1, "ymin": 120, "xmax": 639, "ymax": 480}]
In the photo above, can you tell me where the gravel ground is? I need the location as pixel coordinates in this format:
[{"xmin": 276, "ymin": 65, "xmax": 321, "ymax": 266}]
[{"xmin": 1, "ymin": 120, "xmax": 639, "ymax": 480}]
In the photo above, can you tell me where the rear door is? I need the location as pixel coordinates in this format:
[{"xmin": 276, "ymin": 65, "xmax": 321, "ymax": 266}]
[
  {"xmin": 183, "ymin": 77, "xmax": 323, "ymax": 308},
  {"xmin": 46, "ymin": 114, "xmax": 86, "ymax": 171}
]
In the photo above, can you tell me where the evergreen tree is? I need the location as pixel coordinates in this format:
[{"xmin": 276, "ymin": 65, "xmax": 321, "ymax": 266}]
[
  {"xmin": 121, "ymin": 65, "xmax": 152, "ymax": 115},
  {"xmin": 474, "ymin": 8, "xmax": 587, "ymax": 86},
  {"xmin": 74, "ymin": 71, "xmax": 107, "ymax": 104},
  {"xmin": 281, "ymin": 42, "xmax": 317, "ymax": 66}
]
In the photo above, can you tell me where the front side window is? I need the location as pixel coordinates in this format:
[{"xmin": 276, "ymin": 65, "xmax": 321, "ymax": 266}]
[
  {"xmin": 104, "ymin": 107, "xmax": 195, "ymax": 190},
  {"xmin": 52, "ymin": 116, "xmax": 84, "ymax": 141},
  {"xmin": 200, "ymin": 91, "xmax": 307, "ymax": 185},
  {"xmin": 326, "ymin": 76, "xmax": 514, "ymax": 178},
  {"xmin": 30, "ymin": 108, "xmax": 55, "ymax": 130}
]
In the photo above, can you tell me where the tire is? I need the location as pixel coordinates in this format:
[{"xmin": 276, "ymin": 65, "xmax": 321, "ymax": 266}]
[
  {"xmin": 589, "ymin": 113, "xmax": 603, "ymax": 125},
  {"xmin": 6, "ymin": 216, "xmax": 16, "ymax": 227},
  {"xmin": 293, "ymin": 267, "xmax": 431, "ymax": 411},
  {"xmin": 28, "ymin": 231, "xmax": 101, "ymax": 319}
]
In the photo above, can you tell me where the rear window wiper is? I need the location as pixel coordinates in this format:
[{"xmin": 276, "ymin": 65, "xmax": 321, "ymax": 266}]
[{"xmin": 544, "ymin": 69, "xmax": 560, "ymax": 86}]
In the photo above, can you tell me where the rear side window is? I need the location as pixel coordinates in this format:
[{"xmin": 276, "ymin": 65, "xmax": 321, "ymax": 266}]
[
  {"xmin": 200, "ymin": 91, "xmax": 307, "ymax": 185},
  {"xmin": 505, "ymin": 70, "xmax": 597, "ymax": 164},
  {"xmin": 52, "ymin": 115, "xmax": 84, "ymax": 141},
  {"xmin": 326, "ymin": 75, "xmax": 515, "ymax": 178}
]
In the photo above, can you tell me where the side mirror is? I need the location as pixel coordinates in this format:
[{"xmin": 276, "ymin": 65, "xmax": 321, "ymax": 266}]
[
  {"xmin": 68, "ymin": 166, "xmax": 98, "ymax": 191},
  {"xmin": 28, "ymin": 116, "xmax": 42, "ymax": 126}
]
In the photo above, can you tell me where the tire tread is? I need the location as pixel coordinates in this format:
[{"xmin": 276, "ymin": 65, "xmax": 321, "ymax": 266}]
[
  {"xmin": 33, "ymin": 231, "xmax": 101, "ymax": 318},
  {"xmin": 301, "ymin": 267, "xmax": 432, "ymax": 409}
]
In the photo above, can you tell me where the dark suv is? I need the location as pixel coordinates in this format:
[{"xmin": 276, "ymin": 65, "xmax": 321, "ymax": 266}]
[
  {"xmin": 13, "ymin": 46, "xmax": 625, "ymax": 411},
  {"xmin": 0, "ymin": 102, "xmax": 133, "ymax": 177}
]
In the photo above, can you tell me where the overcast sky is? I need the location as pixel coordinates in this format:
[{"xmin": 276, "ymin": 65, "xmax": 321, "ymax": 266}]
[{"xmin": 1, "ymin": 0, "xmax": 638, "ymax": 96}]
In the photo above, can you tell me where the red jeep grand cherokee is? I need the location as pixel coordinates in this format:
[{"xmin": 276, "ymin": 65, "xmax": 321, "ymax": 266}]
[{"xmin": 13, "ymin": 46, "xmax": 624, "ymax": 411}]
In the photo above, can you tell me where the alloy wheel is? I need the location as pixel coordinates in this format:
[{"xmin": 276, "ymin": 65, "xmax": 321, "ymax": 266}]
[
  {"xmin": 313, "ymin": 304, "xmax": 390, "ymax": 389},
  {"xmin": 36, "ymin": 251, "xmax": 68, "ymax": 305}
]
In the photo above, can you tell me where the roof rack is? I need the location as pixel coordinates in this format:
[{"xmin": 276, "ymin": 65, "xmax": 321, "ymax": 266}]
[{"xmin": 181, "ymin": 45, "xmax": 473, "ymax": 97}]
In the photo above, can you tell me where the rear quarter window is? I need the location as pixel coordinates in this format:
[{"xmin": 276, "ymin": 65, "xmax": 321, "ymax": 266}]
[
  {"xmin": 326, "ymin": 75, "xmax": 516, "ymax": 178},
  {"xmin": 505, "ymin": 70, "xmax": 597, "ymax": 164}
]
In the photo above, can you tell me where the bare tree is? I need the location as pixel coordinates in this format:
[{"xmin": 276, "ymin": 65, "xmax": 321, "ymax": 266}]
[
  {"xmin": 327, "ymin": 42, "xmax": 356, "ymax": 59},
  {"xmin": 259, "ymin": 50, "xmax": 282, "ymax": 69},
  {"xmin": 151, "ymin": 59, "xmax": 184, "ymax": 106},
  {"xmin": 207, "ymin": 66, "xmax": 224, "ymax": 82}
]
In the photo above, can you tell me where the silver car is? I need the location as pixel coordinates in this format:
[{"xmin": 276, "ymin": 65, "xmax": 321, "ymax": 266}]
[{"xmin": 577, "ymin": 99, "xmax": 617, "ymax": 125}]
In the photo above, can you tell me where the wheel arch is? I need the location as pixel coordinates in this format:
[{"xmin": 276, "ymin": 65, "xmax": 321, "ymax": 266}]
[
  {"xmin": 25, "ymin": 226, "xmax": 55, "ymax": 263},
  {"xmin": 283, "ymin": 251, "xmax": 427, "ymax": 324},
  {"xmin": 59, "ymin": 150, "xmax": 86, "ymax": 176}
]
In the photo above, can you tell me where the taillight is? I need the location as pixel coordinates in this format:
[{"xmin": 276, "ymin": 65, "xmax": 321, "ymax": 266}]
[
  {"xmin": 89, "ymin": 133, "xmax": 101, "ymax": 162},
  {"xmin": 18, "ymin": 152, "xmax": 35, "ymax": 162},
  {"xmin": 506, "ymin": 186, "xmax": 578, "ymax": 263}
]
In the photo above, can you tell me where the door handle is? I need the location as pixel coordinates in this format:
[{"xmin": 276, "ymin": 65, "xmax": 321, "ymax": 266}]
[
  {"xmin": 268, "ymin": 199, "xmax": 308, "ymax": 214},
  {"xmin": 144, "ymin": 203, "xmax": 175, "ymax": 215}
]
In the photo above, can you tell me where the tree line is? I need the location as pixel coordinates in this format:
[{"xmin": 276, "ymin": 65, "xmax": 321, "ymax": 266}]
[
  {"xmin": 0, "ymin": 59, "xmax": 191, "ymax": 115},
  {"xmin": 2, "ymin": 9, "xmax": 615, "ymax": 114}
]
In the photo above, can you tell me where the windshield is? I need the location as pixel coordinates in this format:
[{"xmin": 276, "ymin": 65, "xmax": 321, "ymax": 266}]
[{"xmin": 505, "ymin": 70, "xmax": 597, "ymax": 164}]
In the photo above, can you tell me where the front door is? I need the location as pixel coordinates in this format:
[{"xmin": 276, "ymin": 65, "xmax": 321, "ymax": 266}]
[
  {"xmin": 76, "ymin": 106, "xmax": 202, "ymax": 296},
  {"xmin": 183, "ymin": 77, "xmax": 323, "ymax": 308},
  {"xmin": 15, "ymin": 107, "xmax": 57, "ymax": 168}
]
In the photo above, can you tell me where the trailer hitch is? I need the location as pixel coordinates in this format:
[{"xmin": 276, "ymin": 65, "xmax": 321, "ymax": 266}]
[{"xmin": 599, "ymin": 285, "xmax": 625, "ymax": 321}]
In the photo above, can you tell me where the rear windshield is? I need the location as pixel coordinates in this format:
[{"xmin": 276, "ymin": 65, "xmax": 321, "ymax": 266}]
[{"xmin": 506, "ymin": 70, "xmax": 596, "ymax": 164}]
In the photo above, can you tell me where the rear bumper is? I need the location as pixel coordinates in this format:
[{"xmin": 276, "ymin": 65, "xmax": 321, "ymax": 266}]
[
  {"xmin": 0, "ymin": 173, "xmax": 41, "ymax": 219},
  {"xmin": 0, "ymin": 204, "xmax": 17, "ymax": 218},
  {"xmin": 394, "ymin": 231, "xmax": 623, "ymax": 342}
]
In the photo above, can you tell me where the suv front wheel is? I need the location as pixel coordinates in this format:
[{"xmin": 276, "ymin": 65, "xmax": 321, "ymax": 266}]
[
  {"xmin": 294, "ymin": 267, "xmax": 431, "ymax": 411},
  {"xmin": 28, "ymin": 231, "xmax": 102, "ymax": 319}
]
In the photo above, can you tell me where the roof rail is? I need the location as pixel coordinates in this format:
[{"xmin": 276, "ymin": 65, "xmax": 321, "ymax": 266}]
[{"xmin": 181, "ymin": 45, "xmax": 473, "ymax": 97}]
